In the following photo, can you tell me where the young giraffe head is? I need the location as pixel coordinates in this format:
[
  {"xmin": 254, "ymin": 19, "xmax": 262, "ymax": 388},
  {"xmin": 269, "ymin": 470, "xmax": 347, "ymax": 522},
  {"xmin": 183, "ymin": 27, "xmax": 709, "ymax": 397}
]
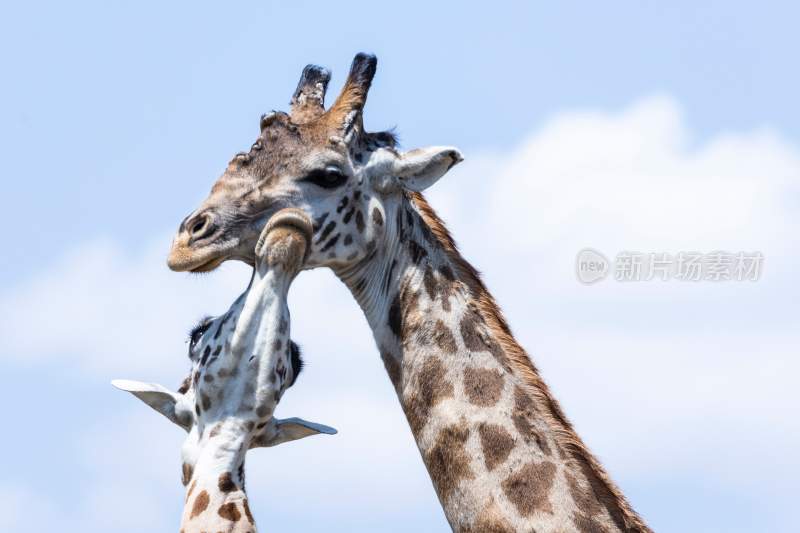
[
  {"xmin": 167, "ymin": 53, "xmax": 462, "ymax": 274},
  {"xmin": 115, "ymin": 210, "xmax": 336, "ymax": 533}
]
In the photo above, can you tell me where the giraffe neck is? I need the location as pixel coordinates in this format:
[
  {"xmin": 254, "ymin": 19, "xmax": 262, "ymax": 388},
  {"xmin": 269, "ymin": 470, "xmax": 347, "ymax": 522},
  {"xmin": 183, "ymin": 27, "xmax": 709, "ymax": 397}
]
[
  {"xmin": 336, "ymin": 192, "xmax": 649, "ymax": 533},
  {"xmin": 181, "ymin": 433, "xmax": 257, "ymax": 533}
]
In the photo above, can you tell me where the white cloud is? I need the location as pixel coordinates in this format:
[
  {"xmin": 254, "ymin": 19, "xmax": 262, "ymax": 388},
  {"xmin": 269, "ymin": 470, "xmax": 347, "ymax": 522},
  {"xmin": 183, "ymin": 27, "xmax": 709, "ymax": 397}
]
[
  {"xmin": 1, "ymin": 94, "xmax": 799, "ymax": 531},
  {"xmin": 489, "ymin": 95, "xmax": 796, "ymax": 251}
]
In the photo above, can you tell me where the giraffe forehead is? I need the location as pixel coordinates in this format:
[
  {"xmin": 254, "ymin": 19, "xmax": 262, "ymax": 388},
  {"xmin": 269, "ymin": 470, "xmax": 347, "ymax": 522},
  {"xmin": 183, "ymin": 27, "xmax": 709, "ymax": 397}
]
[{"xmin": 218, "ymin": 121, "xmax": 341, "ymax": 185}]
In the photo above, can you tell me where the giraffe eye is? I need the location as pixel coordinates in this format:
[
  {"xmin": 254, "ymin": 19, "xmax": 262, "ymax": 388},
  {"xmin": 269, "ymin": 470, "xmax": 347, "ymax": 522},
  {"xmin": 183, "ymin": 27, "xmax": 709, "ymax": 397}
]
[
  {"xmin": 188, "ymin": 316, "xmax": 213, "ymax": 355},
  {"xmin": 302, "ymin": 166, "xmax": 347, "ymax": 189}
]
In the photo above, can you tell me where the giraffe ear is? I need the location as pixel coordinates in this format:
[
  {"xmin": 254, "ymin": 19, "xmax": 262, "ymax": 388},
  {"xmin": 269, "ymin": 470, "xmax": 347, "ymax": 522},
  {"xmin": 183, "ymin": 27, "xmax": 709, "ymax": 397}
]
[
  {"xmin": 111, "ymin": 379, "xmax": 194, "ymax": 432},
  {"xmin": 392, "ymin": 146, "xmax": 463, "ymax": 192},
  {"xmin": 253, "ymin": 416, "xmax": 337, "ymax": 448}
]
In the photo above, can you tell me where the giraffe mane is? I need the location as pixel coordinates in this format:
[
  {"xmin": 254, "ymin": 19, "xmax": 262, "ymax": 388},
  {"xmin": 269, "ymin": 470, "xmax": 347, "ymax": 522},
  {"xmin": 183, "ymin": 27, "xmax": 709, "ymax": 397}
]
[{"xmin": 409, "ymin": 191, "xmax": 651, "ymax": 533}]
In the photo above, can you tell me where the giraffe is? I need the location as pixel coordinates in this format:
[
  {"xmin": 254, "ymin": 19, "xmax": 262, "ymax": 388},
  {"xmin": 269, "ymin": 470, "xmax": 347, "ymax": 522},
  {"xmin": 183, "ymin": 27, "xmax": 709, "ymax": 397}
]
[
  {"xmin": 166, "ymin": 54, "xmax": 652, "ymax": 532},
  {"xmin": 115, "ymin": 209, "xmax": 336, "ymax": 533}
]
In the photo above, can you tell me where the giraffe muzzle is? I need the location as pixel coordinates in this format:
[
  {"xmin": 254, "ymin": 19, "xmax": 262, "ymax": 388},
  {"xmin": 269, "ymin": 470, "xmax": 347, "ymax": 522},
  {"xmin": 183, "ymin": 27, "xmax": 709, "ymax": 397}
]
[
  {"xmin": 262, "ymin": 208, "xmax": 314, "ymax": 244},
  {"xmin": 255, "ymin": 208, "xmax": 314, "ymax": 269}
]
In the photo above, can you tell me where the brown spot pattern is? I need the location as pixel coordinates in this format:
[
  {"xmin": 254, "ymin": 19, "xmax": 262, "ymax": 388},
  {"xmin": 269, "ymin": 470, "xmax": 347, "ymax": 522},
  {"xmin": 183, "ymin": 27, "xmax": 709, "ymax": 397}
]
[
  {"xmin": 469, "ymin": 502, "xmax": 515, "ymax": 533},
  {"xmin": 422, "ymin": 265, "xmax": 454, "ymax": 312},
  {"xmin": 243, "ymin": 499, "xmax": 255, "ymax": 524},
  {"xmin": 512, "ymin": 386, "xmax": 552, "ymax": 456},
  {"xmin": 189, "ymin": 490, "xmax": 210, "ymax": 519},
  {"xmin": 388, "ymin": 283, "xmax": 422, "ymax": 344},
  {"xmin": 388, "ymin": 292, "xmax": 402, "ymax": 337},
  {"xmin": 317, "ymin": 220, "xmax": 336, "ymax": 242},
  {"xmin": 501, "ymin": 461, "xmax": 556, "ymax": 517},
  {"xmin": 178, "ymin": 376, "xmax": 191, "ymax": 394},
  {"xmin": 478, "ymin": 423, "xmax": 515, "ymax": 471},
  {"xmin": 459, "ymin": 309, "xmax": 507, "ymax": 365},
  {"xmin": 181, "ymin": 463, "xmax": 193, "ymax": 486},
  {"xmin": 372, "ymin": 207, "xmax": 383, "ymax": 226},
  {"xmin": 425, "ymin": 422, "xmax": 474, "ymax": 505},
  {"xmin": 218, "ymin": 502, "xmax": 242, "ymax": 522},
  {"xmin": 460, "ymin": 312, "xmax": 485, "ymax": 352},
  {"xmin": 470, "ymin": 517, "xmax": 514, "ymax": 533},
  {"xmin": 431, "ymin": 320, "xmax": 457, "ymax": 353},
  {"xmin": 572, "ymin": 511, "xmax": 610, "ymax": 533},
  {"xmin": 423, "ymin": 267, "xmax": 437, "ymax": 301},
  {"xmin": 355, "ymin": 210, "xmax": 365, "ymax": 232},
  {"xmin": 400, "ymin": 292, "xmax": 421, "ymax": 340},
  {"xmin": 380, "ymin": 347, "xmax": 402, "ymax": 391},
  {"xmin": 256, "ymin": 403, "xmax": 270, "ymax": 418},
  {"xmin": 218, "ymin": 472, "xmax": 236, "ymax": 493},
  {"xmin": 463, "ymin": 367, "xmax": 505, "ymax": 407},
  {"xmin": 403, "ymin": 357, "xmax": 454, "ymax": 434}
]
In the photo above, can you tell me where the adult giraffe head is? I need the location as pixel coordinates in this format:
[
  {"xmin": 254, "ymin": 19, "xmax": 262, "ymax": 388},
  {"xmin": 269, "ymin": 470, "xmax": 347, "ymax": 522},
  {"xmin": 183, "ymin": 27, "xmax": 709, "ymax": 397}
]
[{"xmin": 167, "ymin": 53, "xmax": 462, "ymax": 274}]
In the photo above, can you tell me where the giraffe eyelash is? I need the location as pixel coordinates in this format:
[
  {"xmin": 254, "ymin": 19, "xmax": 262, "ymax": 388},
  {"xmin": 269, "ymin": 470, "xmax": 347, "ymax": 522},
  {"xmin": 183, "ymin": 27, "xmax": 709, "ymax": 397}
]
[
  {"xmin": 188, "ymin": 316, "xmax": 214, "ymax": 355},
  {"xmin": 301, "ymin": 167, "xmax": 347, "ymax": 189},
  {"xmin": 289, "ymin": 341, "xmax": 304, "ymax": 387}
]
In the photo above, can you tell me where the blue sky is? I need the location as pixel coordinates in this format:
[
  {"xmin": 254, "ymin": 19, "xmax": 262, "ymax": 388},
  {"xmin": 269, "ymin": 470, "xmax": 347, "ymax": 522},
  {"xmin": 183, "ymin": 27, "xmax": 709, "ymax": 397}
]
[{"xmin": 1, "ymin": 2, "xmax": 798, "ymax": 532}]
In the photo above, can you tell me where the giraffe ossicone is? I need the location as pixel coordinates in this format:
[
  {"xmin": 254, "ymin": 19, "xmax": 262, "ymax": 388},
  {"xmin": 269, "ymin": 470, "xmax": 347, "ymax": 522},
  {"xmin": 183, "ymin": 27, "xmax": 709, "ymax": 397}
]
[{"xmin": 114, "ymin": 209, "xmax": 336, "ymax": 533}]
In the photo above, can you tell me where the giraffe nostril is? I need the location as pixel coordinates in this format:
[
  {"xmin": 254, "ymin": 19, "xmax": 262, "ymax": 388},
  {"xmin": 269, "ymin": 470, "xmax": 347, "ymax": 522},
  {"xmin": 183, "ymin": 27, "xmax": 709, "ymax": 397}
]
[{"xmin": 188, "ymin": 214, "xmax": 216, "ymax": 241}]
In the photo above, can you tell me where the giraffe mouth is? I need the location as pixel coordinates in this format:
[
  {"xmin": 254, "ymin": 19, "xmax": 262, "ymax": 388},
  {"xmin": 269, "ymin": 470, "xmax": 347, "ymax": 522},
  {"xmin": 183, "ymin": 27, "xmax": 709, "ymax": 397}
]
[
  {"xmin": 188, "ymin": 255, "xmax": 226, "ymax": 273},
  {"xmin": 168, "ymin": 233, "xmax": 235, "ymax": 273}
]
